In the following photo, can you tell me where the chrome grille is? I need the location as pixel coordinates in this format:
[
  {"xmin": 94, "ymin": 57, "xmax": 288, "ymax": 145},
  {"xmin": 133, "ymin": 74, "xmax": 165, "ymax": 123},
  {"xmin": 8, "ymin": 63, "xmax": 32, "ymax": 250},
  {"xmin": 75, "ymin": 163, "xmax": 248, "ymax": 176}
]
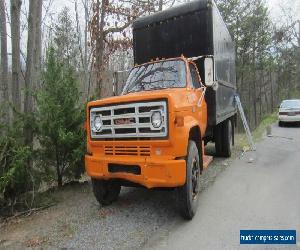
[
  {"xmin": 90, "ymin": 101, "xmax": 167, "ymax": 139},
  {"xmin": 104, "ymin": 146, "xmax": 151, "ymax": 156}
]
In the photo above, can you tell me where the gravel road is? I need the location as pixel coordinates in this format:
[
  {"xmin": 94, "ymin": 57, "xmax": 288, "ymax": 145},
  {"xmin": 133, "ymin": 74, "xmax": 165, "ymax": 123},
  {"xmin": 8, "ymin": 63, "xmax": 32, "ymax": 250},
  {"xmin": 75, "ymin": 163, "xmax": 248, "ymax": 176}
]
[
  {"xmin": 5, "ymin": 123, "xmax": 298, "ymax": 249},
  {"xmin": 144, "ymin": 123, "xmax": 300, "ymax": 249},
  {"xmin": 0, "ymin": 125, "xmax": 300, "ymax": 250},
  {"xmin": 0, "ymin": 142, "xmax": 235, "ymax": 249}
]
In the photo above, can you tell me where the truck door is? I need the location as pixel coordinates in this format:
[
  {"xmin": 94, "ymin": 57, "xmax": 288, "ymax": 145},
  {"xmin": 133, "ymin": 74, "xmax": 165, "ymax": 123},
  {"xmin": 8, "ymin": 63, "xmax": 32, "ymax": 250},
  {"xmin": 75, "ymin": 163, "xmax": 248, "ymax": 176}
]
[{"xmin": 189, "ymin": 63, "xmax": 207, "ymax": 135}]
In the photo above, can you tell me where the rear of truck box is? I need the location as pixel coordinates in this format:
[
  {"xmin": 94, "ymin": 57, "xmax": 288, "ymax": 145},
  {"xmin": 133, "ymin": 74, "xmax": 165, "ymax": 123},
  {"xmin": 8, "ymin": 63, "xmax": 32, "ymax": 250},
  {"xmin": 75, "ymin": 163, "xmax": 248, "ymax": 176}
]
[{"xmin": 133, "ymin": 0, "xmax": 236, "ymax": 126}]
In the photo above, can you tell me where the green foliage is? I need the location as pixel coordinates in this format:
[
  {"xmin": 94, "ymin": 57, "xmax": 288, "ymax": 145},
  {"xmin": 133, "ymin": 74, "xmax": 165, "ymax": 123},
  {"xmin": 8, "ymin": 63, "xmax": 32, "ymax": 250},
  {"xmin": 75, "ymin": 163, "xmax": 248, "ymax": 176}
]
[
  {"xmin": 0, "ymin": 118, "xmax": 35, "ymax": 211},
  {"xmin": 216, "ymin": 0, "xmax": 276, "ymax": 129},
  {"xmin": 217, "ymin": 0, "xmax": 272, "ymax": 67},
  {"xmin": 275, "ymin": 46, "xmax": 300, "ymax": 99},
  {"xmin": 217, "ymin": 0, "xmax": 300, "ymax": 109},
  {"xmin": 253, "ymin": 112, "xmax": 278, "ymax": 141},
  {"xmin": 53, "ymin": 7, "xmax": 80, "ymax": 68},
  {"xmin": 36, "ymin": 47, "xmax": 85, "ymax": 187}
]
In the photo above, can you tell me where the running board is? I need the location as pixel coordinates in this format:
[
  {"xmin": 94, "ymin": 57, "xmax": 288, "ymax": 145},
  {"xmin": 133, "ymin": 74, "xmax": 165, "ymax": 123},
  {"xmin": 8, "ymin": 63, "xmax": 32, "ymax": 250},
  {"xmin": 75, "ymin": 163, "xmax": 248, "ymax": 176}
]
[
  {"xmin": 202, "ymin": 141, "xmax": 213, "ymax": 170},
  {"xmin": 203, "ymin": 155, "xmax": 213, "ymax": 170}
]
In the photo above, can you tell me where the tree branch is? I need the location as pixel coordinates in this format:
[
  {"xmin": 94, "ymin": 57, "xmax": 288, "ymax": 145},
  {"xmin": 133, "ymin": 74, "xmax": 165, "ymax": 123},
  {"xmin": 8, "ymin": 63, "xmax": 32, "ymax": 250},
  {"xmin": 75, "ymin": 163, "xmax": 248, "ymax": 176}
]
[{"xmin": 103, "ymin": 21, "xmax": 132, "ymax": 36}]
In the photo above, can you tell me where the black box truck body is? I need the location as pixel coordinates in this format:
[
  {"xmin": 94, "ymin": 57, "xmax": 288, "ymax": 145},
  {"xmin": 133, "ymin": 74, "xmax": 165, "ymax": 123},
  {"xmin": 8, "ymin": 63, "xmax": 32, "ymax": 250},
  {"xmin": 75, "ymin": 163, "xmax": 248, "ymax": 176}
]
[{"xmin": 133, "ymin": 0, "xmax": 237, "ymax": 127}]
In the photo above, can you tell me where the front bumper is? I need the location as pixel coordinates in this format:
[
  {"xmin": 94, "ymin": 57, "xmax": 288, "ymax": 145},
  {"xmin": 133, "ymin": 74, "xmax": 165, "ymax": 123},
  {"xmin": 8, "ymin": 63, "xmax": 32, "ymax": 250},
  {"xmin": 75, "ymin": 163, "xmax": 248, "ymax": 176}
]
[
  {"xmin": 85, "ymin": 155, "xmax": 186, "ymax": 189},
  {"xmin": 279, "ymin": 115, "xmax": 300, "ymax": 122}
]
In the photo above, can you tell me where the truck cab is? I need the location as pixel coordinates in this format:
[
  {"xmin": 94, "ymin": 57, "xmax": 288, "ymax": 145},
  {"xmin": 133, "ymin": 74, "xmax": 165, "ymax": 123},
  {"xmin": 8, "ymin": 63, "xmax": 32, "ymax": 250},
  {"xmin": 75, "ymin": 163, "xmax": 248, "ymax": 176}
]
[
  {"xmin": 85, "ymin": 0, "xmax": 236, "ymax": 219},
  {"xmin": 86, "ymin": 56, "xmax": 211, "ymax": 218}
]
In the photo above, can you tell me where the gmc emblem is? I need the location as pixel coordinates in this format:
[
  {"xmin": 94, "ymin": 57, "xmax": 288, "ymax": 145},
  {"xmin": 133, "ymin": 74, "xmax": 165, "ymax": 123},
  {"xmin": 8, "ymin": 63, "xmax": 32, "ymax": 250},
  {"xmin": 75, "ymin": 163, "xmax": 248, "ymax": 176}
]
[{"xmin": 115, "ymin": 118, "xmax": 135, "ymax": 125}]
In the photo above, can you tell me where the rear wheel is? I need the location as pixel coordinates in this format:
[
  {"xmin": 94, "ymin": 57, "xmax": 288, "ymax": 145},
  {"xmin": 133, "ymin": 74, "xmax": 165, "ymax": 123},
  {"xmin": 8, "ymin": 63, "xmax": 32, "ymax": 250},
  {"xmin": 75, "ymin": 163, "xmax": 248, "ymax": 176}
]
[
  {"xmin": 92, "ymin": 179, "xmax": 121, "ymax": 206},
  {"xmin": 177, "ymin": 140, "xmax": 202, "ymax": 220},
  {"xmin": 279, "ymin": 121, "xmax": 284, "ymax": 127},
  {"xmin": 214, "ymin": 123, "xmax": 223, "ymax": 156},
  {"xmin": 222, "ymin": 119, "xmax": 233, "ymax": 157},
  {"xmin": 214, "ymin": 119, "xmax": 233, "ymax": 157}
]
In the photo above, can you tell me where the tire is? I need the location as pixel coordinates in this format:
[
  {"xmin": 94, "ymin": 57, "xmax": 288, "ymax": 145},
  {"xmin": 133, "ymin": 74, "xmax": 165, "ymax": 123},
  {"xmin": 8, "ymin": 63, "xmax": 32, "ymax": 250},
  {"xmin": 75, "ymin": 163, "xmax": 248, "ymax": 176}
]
[
  {"xmin": 279, "ymin": 121, "xmax": 284, "ymax": 127},
  {"xmin": 91, "ymin": 179, "xmax": 121, "ymax": 206},
  {"xmin": 214, "ymin": 123, "xmax": 223, "ymax": 156},
  {"xmin": 214, "ymin": 119, "xmax": 233, "ymax": 158},
  {"xmin": 177, "ymin": 140, "xmax": 202, "ymax": 220},
  {"xmin": 221, "ymin": 119, "xmax": 233, "ymax": 158}
]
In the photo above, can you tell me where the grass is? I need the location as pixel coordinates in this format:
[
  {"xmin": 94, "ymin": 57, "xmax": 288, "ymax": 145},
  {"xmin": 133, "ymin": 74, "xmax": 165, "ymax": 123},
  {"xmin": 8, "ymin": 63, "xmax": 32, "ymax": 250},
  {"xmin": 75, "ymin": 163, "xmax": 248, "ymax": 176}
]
[
  {"xmin": 235, "ymin": 112, "xmax": 278, "ymax": 150},
  {"xmin": 252, "ymin": 112, "xmax": 278, "ymax": 141}
]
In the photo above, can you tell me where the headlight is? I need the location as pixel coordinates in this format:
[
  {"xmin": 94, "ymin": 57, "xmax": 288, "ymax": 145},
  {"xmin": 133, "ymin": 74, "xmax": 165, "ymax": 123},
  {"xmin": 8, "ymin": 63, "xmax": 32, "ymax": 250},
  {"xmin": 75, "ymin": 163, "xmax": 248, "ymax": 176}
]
[
  {"xmin": 93, "ymin": 115, "xmax": 102, "ymax": 132},
  {"xmin": 151, "ymin": 111, "xmax": 162, "ymax": 128}
]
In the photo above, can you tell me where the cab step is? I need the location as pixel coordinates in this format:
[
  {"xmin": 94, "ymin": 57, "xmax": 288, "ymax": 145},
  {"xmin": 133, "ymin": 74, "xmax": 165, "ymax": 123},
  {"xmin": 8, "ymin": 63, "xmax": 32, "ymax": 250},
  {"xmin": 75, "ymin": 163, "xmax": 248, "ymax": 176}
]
[{"xmin": 202, "ymin": 141, "xmax": 213, "ymax": 170}]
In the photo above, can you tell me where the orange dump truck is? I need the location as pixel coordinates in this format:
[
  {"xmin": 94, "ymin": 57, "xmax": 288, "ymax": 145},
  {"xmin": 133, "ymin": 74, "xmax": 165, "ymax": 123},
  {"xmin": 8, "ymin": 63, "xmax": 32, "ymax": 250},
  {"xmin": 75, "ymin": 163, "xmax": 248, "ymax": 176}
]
[{"xmin": 85, "ymin": 0, "xmax": 237, "ymax": 219}]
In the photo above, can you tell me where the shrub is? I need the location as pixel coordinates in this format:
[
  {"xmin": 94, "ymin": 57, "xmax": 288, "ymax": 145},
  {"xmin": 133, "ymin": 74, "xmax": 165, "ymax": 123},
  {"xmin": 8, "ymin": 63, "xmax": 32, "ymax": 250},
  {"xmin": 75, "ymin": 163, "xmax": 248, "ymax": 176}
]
[
  {"xmin": 0, "ymin": 119, "xmax": 36, "ymax": 214},
  {"xmin": 36, "ymin": 47, "xmax": 85, "ymax": 187}
]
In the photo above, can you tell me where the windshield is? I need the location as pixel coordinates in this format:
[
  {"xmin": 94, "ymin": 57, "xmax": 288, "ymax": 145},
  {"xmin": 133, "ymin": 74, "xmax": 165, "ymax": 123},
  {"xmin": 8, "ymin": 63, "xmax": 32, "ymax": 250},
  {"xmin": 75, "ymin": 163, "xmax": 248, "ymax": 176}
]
[
  {"xmin": 280, "ymin": 100, "xmax": 300, "ymax": 109},
  {"xmin": 122, "ymin": 60, "xmax": 186, "ymax": 94}
]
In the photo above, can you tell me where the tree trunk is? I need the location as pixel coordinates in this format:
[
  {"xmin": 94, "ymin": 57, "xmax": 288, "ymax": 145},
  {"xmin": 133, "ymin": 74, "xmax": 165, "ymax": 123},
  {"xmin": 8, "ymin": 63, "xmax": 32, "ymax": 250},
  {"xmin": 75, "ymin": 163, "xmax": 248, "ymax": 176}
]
[
  {"xmin": 270, "ymin": 70, "xmax": 274, "ymax": 111},
  {"xmin": 11, "ymin": 0, "xmax": 22, "ymax": 113},
  {"xmin": 55, "ymin": 157, "xmax": 63, "ymax": 187},
  {"xmin": 33, "ymin": 0, "xmax": 42, "ymax": 91},
  {"xmin": 298, "ymin": 20, "xmax": 300, "ymax": 48},
  {"xmin": 253, "ymin": 71, "xmax": 257, "ymax": 128},
  {"xmin": 159, "ymin": 0, "xmax": 163, "ymax": 11},
  {"xmin": 95, "ymin": 0, "xmax": 106, "ymax": 98},
  {"xmin": 84, "ymin": 0, "xmax": 89, "ymax": 99},
  {"xmin": 24, "ymin": 0, "xmax": 42, "ymax": 147},
  {"xmin": 75, "ymin": 0, "xmax": 90, "ymax": 99},
  {"xmin": 259, "ymin": 71, "xmax": 262, "ymax": 120},
  {"xmin": 57, "ymin": 164, "xmax": 63, "ymax": 187},
  {"xmin": 247, "ymin": 69, "xmax": 252, "ymax": 129},
  {"xmin": 24, "ymin": 0, "xmax": 36, "ymax": 147},
  {"xmin": 0, "ymin": 0, "xmax": 9, "ymax": 128}
]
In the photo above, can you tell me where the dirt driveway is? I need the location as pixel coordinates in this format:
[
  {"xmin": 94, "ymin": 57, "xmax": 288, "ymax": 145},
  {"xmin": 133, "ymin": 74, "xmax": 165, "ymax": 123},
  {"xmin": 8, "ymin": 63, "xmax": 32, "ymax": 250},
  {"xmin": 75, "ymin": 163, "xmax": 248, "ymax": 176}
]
[
  {"xmin": 0, "ymin": 149, "xmax": 234, "ymax": 249},
  {"xmin": 1, "ymin": 124, "xmax": 299, "ymax": 249}
]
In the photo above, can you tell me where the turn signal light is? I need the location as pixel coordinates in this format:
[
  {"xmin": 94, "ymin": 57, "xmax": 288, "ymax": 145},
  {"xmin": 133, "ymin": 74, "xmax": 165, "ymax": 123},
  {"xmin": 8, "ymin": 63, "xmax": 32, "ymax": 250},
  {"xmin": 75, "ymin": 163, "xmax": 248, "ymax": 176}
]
[{"xmin": 175, "ymin": 116, "xmax": 184, "ymax": 127}]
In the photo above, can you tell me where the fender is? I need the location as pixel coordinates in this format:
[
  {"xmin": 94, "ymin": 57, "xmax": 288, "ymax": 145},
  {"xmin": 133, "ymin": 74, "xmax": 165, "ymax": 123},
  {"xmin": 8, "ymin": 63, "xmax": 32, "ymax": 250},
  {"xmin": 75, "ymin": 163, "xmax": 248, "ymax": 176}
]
[{"xmin": 172, "ymin": 114, "xmax": 203, "ymax": 158}]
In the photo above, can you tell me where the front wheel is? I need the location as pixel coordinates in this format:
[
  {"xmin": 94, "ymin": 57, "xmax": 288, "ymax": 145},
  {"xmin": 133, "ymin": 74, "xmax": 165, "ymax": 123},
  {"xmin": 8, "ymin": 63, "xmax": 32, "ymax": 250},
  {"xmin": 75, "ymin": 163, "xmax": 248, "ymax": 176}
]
[
  {"xmin": 176, "ymin": 140, "xmax": 202, "ymax": 220},
  {"xmin": 91, "ymin": 179, "xmax": 121, "ymax": 206}
]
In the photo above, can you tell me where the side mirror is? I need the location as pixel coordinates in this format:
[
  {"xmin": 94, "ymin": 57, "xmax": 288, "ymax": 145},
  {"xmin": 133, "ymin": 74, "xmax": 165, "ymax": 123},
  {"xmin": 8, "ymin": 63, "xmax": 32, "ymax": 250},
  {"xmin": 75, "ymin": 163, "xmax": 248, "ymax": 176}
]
[{"xmin": 204, "ymin": 58, "xmax": 214, "ymax": 86}]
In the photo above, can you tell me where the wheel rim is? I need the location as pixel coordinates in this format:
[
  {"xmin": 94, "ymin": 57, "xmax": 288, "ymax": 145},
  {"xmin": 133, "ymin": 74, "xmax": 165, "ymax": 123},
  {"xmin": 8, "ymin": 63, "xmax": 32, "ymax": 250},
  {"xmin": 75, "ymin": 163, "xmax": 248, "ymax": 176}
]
[{"xmin": 191, "ymin": 158, "xmax": 200, "ymax": 200}]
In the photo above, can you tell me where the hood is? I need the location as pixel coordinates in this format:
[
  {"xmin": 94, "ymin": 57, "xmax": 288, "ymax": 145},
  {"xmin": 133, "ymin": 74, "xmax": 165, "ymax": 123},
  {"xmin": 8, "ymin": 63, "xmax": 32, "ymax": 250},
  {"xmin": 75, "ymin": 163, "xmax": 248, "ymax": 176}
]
[{"xmin": 88, "ymin": 88, "xmax": 192, "ymax": 112}]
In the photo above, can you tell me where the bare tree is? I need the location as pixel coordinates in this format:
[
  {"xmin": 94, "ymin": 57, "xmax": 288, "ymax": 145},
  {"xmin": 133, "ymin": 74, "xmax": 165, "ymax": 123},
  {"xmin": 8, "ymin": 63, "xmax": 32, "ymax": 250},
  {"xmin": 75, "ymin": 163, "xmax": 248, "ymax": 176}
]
[
  {"xmin": 0, "ymin": 0, "xmax": 9, "ymax": 127},
  {"xmin": 90, "ymin": 0, "xmax": 158, "ymax": 97},
  {"xmin": 33, "ymin": 0, "xmax": 42, "ymax": 89},
  {"xmin": 90, "ymin": 0, "xmax": 105, "ymax": 97},
  {"xmin": 75, "ymin": 0, "xmax": 93, "ymax": 98},
  {"xmin": 11, "ymin": 0, "xmax": 22, "ymax": 112},
  {"xmin": 158, "ymin": 0, "xmax": 176, "ymax": 11},
  {"xmin": 159, "ymin": 0, "xmax": 163, "ymax": 11},
  {"xmin": 24, "ymin": 0, "xmax": 42, "ymax": 147},
  {"xmin": 298, "ymin": 20, "xmax": 300, "ymax": 48}
]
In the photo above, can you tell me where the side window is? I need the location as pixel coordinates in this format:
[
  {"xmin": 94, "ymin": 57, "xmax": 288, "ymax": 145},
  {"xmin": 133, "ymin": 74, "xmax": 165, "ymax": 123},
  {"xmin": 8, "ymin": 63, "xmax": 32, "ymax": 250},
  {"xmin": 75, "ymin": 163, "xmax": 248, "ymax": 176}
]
[{"xmin": 189, "ymin": 64, "xmax": 201, "ymax": 89}]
